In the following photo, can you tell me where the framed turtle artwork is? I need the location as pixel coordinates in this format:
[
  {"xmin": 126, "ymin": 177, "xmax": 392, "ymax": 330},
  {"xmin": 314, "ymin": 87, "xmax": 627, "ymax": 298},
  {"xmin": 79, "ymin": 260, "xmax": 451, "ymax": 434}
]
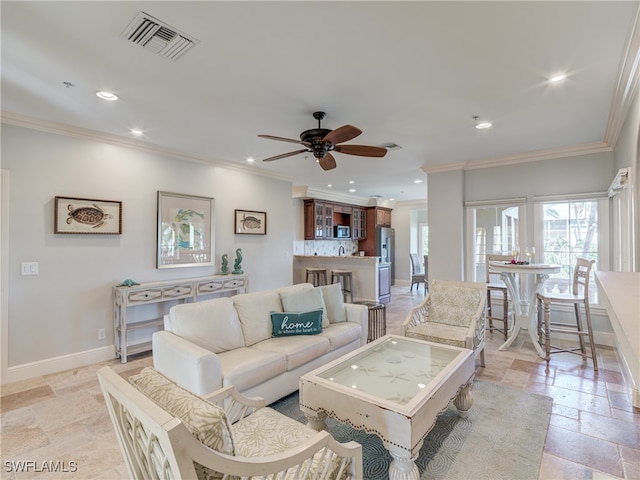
[
  {"xmin": 234, "ymin": 209, "xmax": 267, "ymax": 235},
  {"xmin": 54, "ymin": 196, "xmax": 122, "ymax": 234},
  {"xmin": 157, "ymin": 191, "xmax": 215, "ymax": 269}
]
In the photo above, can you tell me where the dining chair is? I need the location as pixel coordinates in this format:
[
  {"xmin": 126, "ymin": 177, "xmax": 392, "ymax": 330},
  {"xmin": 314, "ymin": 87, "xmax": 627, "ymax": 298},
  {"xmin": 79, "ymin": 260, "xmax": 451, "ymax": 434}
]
[
  {"xmin": 486, "ymin": 254, "xmax": 513, "ymax": 340},
  {"xmin": 409, "ymin": 253, "xmax": 427, "ymax": 293},
  {"xmin": 536, "ymin": 258, "xmax": 598, "ymax": 370}
]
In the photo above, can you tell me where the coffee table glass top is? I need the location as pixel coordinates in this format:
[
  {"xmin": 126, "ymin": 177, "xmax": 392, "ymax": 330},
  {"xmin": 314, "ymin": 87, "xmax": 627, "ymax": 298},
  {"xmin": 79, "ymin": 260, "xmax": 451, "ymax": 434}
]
[{"xmin": 316, "ymin": 336, "xmax": 461, "ymax": 405}]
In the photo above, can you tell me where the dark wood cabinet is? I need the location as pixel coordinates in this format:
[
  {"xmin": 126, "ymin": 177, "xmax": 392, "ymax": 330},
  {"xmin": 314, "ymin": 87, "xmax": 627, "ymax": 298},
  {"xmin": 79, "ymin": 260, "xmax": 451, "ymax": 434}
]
[
  {"xmin": 358, "ymin": 207, "xmax": 393, "ymax": 255},
  {"xmin": 304, "ymin": 200, "xmax": 334, "ymax": 239},
  {"xmin": 351, "ymin": 208, "xmax": 366, "ymax": 240}
]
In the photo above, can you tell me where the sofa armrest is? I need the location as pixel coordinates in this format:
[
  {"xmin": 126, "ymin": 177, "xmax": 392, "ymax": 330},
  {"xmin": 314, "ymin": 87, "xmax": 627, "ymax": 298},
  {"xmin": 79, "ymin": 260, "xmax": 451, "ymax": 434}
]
[
  {"xmin": 344, "ymin": 303, "xmax": 368, "ymax": 345},
  {"xmin": 152, "ymin": 331, "xmax": 223, "ymax": 396}
]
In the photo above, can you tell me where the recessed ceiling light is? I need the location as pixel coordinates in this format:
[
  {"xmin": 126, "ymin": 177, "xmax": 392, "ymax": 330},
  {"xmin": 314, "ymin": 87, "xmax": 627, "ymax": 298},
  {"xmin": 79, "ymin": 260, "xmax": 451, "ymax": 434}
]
[
  {"xmin": 550, "ymin": 73, "xmax": 566, "ymax": 83},
  {"xmin": 96, "ymin": 91, "xmax": 118, "ymax": 101},
  {"xmin": 349, "ymin": 189, "xmax": 356, "ymax": 193},
  {"xmin": 246, "ymin": 157, "xmax": 255, "ymax": 163},
  {"xmin": 327, "ymin": 184, "xmax": 333, "ymax": 188},
  {"xmin": 389, "ymin": 198, "xmax": 395, "ymax": 201},
  {"xmin": 414, "ymin": 179, "xmax": 423, "ymax": 184},
  {"xmin": 475, "ymin": 122, "xmax": 492, "ymax": 129},
  {"xmin": 130, "ymin": 129, "xmax": 143, "ymax": 136},
  {"xmin": 348, "ymin": 180, "xmax": 355, "ymax": 184}
]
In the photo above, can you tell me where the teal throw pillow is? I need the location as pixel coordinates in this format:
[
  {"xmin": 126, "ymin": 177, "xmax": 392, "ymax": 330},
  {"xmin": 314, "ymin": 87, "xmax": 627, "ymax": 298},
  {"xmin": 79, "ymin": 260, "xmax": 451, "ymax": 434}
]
[{"xmin": 271, "ymin": 309, "xmax": 323, "ymax": 337}]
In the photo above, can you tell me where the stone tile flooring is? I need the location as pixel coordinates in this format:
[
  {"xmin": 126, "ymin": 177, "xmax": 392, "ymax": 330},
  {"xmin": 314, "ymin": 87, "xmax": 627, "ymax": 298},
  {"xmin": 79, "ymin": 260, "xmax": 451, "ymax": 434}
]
[{"xmin": 1, "ymin": 286, "xmax": 638, "ymax": 479}]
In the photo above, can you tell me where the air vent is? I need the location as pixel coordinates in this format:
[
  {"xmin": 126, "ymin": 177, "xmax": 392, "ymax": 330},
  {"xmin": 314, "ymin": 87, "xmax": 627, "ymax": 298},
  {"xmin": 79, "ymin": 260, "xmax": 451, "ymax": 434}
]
[
  {"xmin": 380, "ymin": 142, "xmax": 402, "ymax": 151},
  {"xmin": 121, "ymin": 12, "xmax": 198, "ymax": 61}
]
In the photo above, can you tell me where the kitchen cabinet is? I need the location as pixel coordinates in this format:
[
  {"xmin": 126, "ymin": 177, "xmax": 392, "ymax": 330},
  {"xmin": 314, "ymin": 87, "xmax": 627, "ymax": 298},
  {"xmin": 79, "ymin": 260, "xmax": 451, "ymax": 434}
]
[
  {"xmin": 304, "ymin": 200, "xmax": 333, "ymax": 239},
  {"xmin": 351, "ymin": 208, "xmax": 366, "ymax": 240},
  {"xmin": 359, "ymin": 207, "xmax": 393, "ymax": 256},
  {"xmin": 375, "ymin": 207, "xmax": 392, "ymax": 227},
  {"xmin": 113, "ymin": 274, "xmax": 247, "ymax": 362},
  {"xmin": 378, "ymin": 262, "xmax": 391, "ymax": 304}
]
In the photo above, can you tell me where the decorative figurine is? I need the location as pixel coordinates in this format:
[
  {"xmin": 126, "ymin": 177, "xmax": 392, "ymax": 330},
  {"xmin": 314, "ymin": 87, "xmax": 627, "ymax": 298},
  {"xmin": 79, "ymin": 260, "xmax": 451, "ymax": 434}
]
[
  {"xmin": 220, "ymin": 254, "xmax": 229, "ymax": 275},
  {"xmin": 117, "ymin": 279, "xmax": 140, "ymax": 287},
  {"xmin": 233, "ymin": 248, "xmax": 243, "ymax": 274}
]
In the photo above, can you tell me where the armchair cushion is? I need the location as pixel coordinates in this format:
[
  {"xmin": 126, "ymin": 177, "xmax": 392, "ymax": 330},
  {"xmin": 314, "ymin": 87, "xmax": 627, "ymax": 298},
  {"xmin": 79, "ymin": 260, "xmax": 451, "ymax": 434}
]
[
  {"xmin": 429, "ymin": 282, "xmax": 485, "ymax": 327},
  {"xmin": 405, "ymin": 322, "xmax": 468, "ymax": 348},
  {"xmin": 128, "ymin": 367, "xmax": 235, "ymax": 456}
]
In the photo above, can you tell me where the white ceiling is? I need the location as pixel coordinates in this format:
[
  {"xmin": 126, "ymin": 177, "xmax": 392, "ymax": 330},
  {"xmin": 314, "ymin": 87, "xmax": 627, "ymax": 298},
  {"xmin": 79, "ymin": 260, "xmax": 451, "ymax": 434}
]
[{"xmin": 2, "ymin": 1, "xmax": 639, "ymax": 202}]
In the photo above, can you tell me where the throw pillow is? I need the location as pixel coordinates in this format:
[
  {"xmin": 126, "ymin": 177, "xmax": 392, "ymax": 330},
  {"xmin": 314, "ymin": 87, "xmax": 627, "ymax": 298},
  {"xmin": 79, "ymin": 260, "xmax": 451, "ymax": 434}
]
[
  {"xmin": 319, "ymin": 283, "xmax": 347, "ymax": 323},
  {"xmin": 271, "ymin": 309, "xmax": 323, "ymax": 337},
  {"xmin": 280, "ymin": 287, "xmax": 329, "ymax": 327},
  {"xmin": 129, "ymin": 367, "xmax": 235, "ymax": 457}
]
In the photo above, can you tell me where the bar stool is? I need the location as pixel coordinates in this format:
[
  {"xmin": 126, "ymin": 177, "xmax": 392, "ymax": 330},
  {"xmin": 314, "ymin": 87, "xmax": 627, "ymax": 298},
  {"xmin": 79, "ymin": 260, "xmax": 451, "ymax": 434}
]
[
  {"xmin": 305, "ymin": 268, "xmax": 327, "ymax": 287},
  {"xmin": 331, "ymin": 269, "xmax": 354, "ymax": 302}
]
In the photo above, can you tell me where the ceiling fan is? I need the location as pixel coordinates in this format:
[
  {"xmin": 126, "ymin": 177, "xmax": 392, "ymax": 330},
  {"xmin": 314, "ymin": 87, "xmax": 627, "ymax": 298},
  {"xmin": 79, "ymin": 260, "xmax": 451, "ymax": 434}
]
[{"xmin": 258, "ymin": 111, "xmax": 387, "ymax": 171}]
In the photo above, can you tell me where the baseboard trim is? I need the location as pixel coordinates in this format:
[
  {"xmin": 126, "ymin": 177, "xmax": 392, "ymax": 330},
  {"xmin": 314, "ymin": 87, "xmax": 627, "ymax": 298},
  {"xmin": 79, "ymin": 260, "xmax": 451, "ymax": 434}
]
[{"xmin": 2, "ymin": 345, "xmax": 115, "ymax": 385}]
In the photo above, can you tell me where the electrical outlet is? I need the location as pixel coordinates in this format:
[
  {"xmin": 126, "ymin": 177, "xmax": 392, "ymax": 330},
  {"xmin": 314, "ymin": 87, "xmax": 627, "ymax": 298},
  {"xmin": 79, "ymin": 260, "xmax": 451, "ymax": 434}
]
[{"xmin": 98, "ymin": 328, "xmax": 106, "ymax": 340}]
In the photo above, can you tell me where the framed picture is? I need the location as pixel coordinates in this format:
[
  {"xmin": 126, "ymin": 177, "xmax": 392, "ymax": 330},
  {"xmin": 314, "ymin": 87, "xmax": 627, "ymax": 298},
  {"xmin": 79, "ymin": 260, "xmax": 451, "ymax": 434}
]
[
  {"xmin": 157, "ymin": 191, "xmax": 215, "ymax": 269},
  {"xmin": 54, "ymin": 196, "xmax": 122, "ymax": 234},
  {"xmin": 235, "ymin": 209, "xmax": 267, "ymax": 235}
]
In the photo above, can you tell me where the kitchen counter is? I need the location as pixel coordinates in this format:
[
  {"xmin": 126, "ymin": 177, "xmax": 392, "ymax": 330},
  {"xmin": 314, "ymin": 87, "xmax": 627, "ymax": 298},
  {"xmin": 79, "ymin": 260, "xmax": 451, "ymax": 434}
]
[{"xmin": 293, "ymin": 255, "xmax": 388, "ymax": 302}]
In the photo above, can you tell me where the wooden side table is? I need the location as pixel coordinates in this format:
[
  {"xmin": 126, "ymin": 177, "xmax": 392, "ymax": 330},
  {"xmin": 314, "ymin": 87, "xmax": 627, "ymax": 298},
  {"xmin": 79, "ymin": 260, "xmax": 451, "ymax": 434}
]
[{"xmin": 353, "ymin": 301, "xmax": 386, "ymax": 342}]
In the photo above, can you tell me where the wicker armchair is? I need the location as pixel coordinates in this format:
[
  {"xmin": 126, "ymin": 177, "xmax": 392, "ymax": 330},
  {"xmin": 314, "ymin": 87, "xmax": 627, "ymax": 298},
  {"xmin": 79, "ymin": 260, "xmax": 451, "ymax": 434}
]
[
  {"xmin": 400, "ymin": 279, "xmax": 487, "ymax": 367},
  {"xmin": 97, "ymin": 366, "xmax": 362, "ymax": 479}
]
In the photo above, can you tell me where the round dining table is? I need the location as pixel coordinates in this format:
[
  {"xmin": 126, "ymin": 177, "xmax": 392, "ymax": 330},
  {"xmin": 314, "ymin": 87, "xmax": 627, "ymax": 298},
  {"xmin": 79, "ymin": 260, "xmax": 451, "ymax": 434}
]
[{"xmin": 488, "ymin": 262, "xmax": 561, "ymax": 357}]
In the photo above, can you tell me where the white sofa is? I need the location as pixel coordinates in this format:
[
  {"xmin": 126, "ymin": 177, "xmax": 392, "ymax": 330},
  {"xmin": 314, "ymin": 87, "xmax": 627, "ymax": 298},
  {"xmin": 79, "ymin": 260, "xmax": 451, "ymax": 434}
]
[{"xmin": 152, "ymin": 282, "xmax": 368, "ymax": 405}]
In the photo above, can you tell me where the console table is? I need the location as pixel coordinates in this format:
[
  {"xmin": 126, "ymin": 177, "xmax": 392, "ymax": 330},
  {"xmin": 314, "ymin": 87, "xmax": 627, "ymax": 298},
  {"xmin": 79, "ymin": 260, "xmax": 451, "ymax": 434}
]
[{"xmin": 113, "ymin": 274, "xmax": 247, "ymax": 362}]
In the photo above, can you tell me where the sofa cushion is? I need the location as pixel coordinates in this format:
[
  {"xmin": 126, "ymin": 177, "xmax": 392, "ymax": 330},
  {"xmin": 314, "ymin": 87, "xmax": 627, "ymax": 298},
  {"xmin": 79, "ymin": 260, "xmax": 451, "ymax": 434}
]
[
  {"xmin": 128, "ymin": 367, "xmax": 235, "ymax": 456},
  {"xmin": 233, "ymin": 290, "xmax": 283, "ymax": 346},
  {"xmin": 319, "ymin": 322, "xmax": 362, "ymax": 350},
  {"xmin": 280, "ymin": 288, "xmax": 329, "ymax": 328},
  {"xmin": 276, "ymin": 283, "xmax": 314, "ymax": 296},
  {"xmin": 319, "ymin": 283, "xmax": 347, "ymax": 323},
  {"xmin": 169, "ymin": 297, "xmax": 245, "ymax": 353},
  {"xmin": 253, "ymin": 335, "xmax": 330, "ymax": 370},
  {"xmin": 218, "ymin": 347, "xmax": 286, "ymax": 391},
  {"xmin": 271, "ymin": 309, "xmax": 323, "ymax": 337}
]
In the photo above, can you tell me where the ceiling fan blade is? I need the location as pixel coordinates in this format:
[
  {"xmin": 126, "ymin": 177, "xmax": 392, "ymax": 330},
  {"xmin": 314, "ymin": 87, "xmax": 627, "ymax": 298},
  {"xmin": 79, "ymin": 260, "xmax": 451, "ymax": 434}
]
[
  {"xmin": 322, "ymin": 125, "xmax": 362, "ymax": 145},
  {"xmin": 319, "ymin": 153, "xmax": 337, "ymax": 171},
  {"xmin": 334, "ymin": 144, "xmax": 388, "ymax": 157},
  {"xmin": 258, "ymin": 134, "xmax": 311, "ymax": 146},
  {"xmin": 261, "ymin": 149, "xmax": 309, "ymax": 162}
]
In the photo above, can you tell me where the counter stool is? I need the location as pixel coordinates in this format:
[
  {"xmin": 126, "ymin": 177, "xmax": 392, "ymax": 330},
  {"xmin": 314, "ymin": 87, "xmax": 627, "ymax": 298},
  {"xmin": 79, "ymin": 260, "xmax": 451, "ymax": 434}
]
[
  {"xmin": 305, "ymin": 268, "xmax": 327, "ymax": 287},
  {"xmin": 331, "ymin": 269, "xmax": 354, "ymax": 302}
]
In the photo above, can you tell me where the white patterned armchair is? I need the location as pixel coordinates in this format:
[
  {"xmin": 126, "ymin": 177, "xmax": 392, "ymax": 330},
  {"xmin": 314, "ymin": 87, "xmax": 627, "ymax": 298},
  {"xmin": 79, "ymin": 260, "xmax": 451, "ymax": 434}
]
[
  {"xmin": 97, "ymin": 366, "xmax": 362, "ymax": 479},
  {"xmin": 400, "ymin": 279, "xmax": 487, "ymax": 367}
]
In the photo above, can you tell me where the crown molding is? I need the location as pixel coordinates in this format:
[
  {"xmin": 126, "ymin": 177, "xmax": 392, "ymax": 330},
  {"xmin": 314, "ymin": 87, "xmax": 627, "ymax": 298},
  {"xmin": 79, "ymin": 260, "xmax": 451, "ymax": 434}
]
[
  {"xmin": 292, "ymin": 186, "xmax": 372, "ymax": 206},
  {"xmin": 604, "ymin": 2, "xmax": 640, "ymax": 147},
  {"xmin": 463, "ymin": 142, "xmax": 613, "ymax": 170},
  {"xmin": 0, "ymin": 111, "xmax": 295, "ymax": 184}
]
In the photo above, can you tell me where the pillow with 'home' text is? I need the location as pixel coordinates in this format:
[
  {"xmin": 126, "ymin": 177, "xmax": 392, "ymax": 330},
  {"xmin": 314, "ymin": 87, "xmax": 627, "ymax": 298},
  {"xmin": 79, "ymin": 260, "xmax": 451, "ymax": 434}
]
[{"xmin": 271, "ymin": 309, "xmax": 323, "ymax": 337}]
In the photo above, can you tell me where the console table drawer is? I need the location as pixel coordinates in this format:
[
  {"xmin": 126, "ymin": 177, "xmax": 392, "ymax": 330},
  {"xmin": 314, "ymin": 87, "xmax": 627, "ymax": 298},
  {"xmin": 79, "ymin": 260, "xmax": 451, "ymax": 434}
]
[
  {"xmin": 224, "ymin": 279, "xmax": 245, "ymax": 289},
  {"xmin": 128, "ymin": 289, "xmax": 163, "ymax": 303},
  {"xmin": 163, "ymin": 284, "xmax": 193, "ymax": 298},
  {"xmin": 197, "ymin": 281, "xmax": 224, "ymax": 293}
]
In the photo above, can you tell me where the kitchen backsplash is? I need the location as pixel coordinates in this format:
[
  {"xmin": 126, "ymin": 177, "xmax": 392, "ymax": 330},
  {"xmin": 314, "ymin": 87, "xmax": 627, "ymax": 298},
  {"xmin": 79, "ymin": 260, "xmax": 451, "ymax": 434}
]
[{"xmin": 295, "ymin": 240, "xmax": 359, "ymax": 256}]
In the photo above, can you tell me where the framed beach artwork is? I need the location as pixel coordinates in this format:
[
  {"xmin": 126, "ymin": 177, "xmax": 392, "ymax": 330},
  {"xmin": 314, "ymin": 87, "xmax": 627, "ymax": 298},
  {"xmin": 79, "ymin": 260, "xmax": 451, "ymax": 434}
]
[
  {"xmin": 54, "ymin": 196, "xmax": 122, "ymax": 234},
  {"xmin": 156, "ymin": 191, "xmax": 215, "ymax": 269},
  {"xmin": 234, "ymin": 209, "xmax": 267, "ymax": 235}
]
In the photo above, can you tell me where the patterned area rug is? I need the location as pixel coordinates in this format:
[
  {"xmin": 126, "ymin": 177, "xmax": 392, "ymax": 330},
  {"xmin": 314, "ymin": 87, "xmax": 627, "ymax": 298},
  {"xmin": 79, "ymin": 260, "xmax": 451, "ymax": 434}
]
[{"xmin": 270, "ymin": 379, "xmax": 552, "ymax": 480}]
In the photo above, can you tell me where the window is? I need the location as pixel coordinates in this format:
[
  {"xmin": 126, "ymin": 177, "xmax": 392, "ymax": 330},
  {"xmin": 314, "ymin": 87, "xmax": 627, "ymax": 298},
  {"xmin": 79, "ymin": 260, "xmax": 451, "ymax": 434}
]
[
  {"xmin": 534, "ymin": 195, "xmax": 609, "ymax": 304},
  {"xmin": 465, "ymin": 200, "xmax": 525, "ymax": 282}
]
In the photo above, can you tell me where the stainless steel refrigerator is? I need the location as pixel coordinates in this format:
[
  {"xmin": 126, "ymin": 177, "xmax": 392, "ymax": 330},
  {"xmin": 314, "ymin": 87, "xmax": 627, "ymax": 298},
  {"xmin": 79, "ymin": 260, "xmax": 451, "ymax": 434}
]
[{"xmin": 376, "ymin": 227, "xmax": 395, "ymax": 285}]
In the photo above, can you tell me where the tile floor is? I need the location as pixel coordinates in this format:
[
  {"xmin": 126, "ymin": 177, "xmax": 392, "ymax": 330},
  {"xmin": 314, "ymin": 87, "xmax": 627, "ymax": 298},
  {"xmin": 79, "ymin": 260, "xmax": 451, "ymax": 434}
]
[{"xmin": 1, "ymin": 286, "xmax": 639, "ymax": 479}]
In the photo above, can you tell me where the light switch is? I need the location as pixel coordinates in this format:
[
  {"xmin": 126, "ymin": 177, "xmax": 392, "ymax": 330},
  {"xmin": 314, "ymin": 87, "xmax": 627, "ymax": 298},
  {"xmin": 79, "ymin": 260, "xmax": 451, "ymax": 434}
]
[{"xmin": 21, "ymin": 262, "xmax": 38, "ymax": 275}]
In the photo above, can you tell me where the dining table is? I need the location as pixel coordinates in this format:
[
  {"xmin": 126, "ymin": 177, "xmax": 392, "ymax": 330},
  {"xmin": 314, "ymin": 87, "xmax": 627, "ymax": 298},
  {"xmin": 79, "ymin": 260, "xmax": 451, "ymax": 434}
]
[{"xmin": 488, "ymin": 261, "xmax": 561, "ymax": 357}]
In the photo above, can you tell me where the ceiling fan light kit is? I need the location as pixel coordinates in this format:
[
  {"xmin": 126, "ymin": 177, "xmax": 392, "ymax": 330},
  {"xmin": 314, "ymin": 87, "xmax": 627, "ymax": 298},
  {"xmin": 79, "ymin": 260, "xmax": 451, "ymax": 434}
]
[{"xmin": 258, "ymin": 111, "xmax": 387, "ymax": 171}]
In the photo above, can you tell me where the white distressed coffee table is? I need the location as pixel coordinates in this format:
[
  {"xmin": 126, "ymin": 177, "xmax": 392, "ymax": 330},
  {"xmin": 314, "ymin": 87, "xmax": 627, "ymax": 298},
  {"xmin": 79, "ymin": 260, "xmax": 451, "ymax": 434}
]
[{"xmin": 299, "ymin": 334, "xmax": 475, "ymax": 480}]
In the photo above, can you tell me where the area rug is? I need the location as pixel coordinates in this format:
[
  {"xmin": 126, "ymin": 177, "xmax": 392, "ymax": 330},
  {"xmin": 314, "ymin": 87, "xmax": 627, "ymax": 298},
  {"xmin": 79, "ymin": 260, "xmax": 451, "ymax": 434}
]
[{"xmin": 270, "ymin": 379, "xmax": 552, "ymax": 480}]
